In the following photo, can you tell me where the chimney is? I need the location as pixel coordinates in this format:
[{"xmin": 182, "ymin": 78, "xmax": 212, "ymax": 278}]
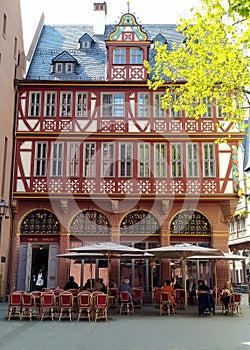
[{"xmin": 93, "ymin": 2, "xmax": 107, "ymax": 34}]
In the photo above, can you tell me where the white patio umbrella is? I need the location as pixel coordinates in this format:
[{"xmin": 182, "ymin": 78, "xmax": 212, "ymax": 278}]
[
  {"xmin": 68, "ymin": 242, "xmax": 145, "ymax": 291},
  {"xmin": 146, "ymin": 243, "xmax": 224, "ymax": 305},
  {"xmin": 188, "ymin": 252, "xmax": 249, "ymax": 304}
]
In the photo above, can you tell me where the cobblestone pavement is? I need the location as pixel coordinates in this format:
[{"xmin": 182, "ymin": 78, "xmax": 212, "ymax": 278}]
[{"xmin": 0, "ymin": 294, "xmax": 250, "ymax": 350}]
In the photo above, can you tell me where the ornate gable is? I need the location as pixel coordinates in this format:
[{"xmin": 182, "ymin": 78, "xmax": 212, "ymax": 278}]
[{"xmin": 109, "ymin": 13, "xmax": 148, "ymax": 42}]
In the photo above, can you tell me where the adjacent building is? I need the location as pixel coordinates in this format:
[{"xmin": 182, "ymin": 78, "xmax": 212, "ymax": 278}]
[
  {"xmin": 9, "ymin": 3, "xmax": 244, "ymax": 295},
  {"xmin": 0, "ymin": 0, "xmax": 25, "ymax": 298}
]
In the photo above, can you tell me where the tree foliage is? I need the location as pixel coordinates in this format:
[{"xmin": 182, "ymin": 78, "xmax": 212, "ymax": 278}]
[{"xmin": 144, "ymin": 0, "xmax": 250, "ymax": 139}]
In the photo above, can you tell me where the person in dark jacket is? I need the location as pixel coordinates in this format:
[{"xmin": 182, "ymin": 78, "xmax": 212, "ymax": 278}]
[{"xmin": 64, "ymin": 276, "xmax": 79, "ymax": 290}]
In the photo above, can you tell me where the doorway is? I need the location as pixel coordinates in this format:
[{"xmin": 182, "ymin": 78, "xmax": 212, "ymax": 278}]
[{"xmin": 30, "ymin": 244, "xmax": 49, "ymax": 291}]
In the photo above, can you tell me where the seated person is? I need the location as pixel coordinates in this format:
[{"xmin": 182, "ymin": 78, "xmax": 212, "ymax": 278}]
[
  {"xmin": 197, "ymin": 279, "xmax": 210, "ymax": 292},
  {"xmin": 109, "ymin": 278, "xmax": 118, "ymax": 288},
  {"xmin": 119, "ymin": 277, "xmax": 137, "ymax": 304},
  {"xmin": 197, "ymin": 280, "xmax": 215, "ymax": 315},
  {"xmin": 221, "ymin": 281, "xmax": 234, "ymax": 314},
  {"xmin": 94, "ymin": 278, "xmax": 107, "ymax": 293},
  {"xmin": 161, "ymin": 279, "xmax": 177, "ymax": 307},
  {"xmin": 64, "ymin": 276, "xmax": 79, "ymax": 290}
]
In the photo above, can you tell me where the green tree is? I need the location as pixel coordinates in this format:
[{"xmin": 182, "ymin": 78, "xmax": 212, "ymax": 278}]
[
  {"xmin": 144, "ymin": 0, "xmax": 250, "ymax": 140},
  {"xmin": 228, "ymin": 0, "xmax": 250, "ymax": 18}
]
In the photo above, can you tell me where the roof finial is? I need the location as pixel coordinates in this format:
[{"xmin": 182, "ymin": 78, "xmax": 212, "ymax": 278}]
[{"xmin": 127, "ymin": 1, "xmax": 130, "ymax": 13}]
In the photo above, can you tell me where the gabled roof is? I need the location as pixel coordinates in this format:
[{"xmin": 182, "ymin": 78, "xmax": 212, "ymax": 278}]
[
  {"xmin": 52, "ymin": 51, "xmax": 78, "ymax": 63},
  {"xmin": 152, "ymin": 33, "xmax": 167, "ymax": 45},
  {"xmin": 25, "ymin": 16, "xmax": 184, "ymax": 81},
  {"xmin": 78, "ymin": 33, "xmax": 95, "ymax": 45}
]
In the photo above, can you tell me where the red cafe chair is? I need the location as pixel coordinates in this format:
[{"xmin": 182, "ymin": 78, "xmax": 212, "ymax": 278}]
[
  {"xmin": 58, "ymin": 291, "xmax": 74, "ymax": 321},
  {"xmin": 93, "ymin": 293, "xmax": 109, "ymax": 322},
  {"xmin": 231, "ymin": 293, "xmax": 243, "ymax": 316},
  {"xmin": 159, "ymin": 291, "xmax": 172, "ymax": 316},
  {"xmin": 152, "ymin": 287, "xmax": 161, "ymax": 308},
  {"xmin": 77, "ymin": 292, "xmax": 92, "ymax": 322},
  {"xmin": 132, "ymin": 287, "xmax": 143, "ymax": 308},
  {"xmin": 119, "ymin": 291, "xmax": 135, "ymax": 315},
  {"xmin": 31, "ymin": 291, "xmax": 42, "ymax": 319},
  {"xmin": 108, "ymin": 288, "xmax": 119, "ymax": 308},
  {"xmin": 175, "ymin": 289, "xmax": 186, "ymax": 309},
  {"xmin": 7, "ymin": 292, "xmax": 23, "ymax": 320},
  {"xmin": 20, "ymin": 293, "xmax": 33, "ymax": 321},
  {"xmin": 40, "ymin": 292, "xmax": 56, "ymax": 321}
]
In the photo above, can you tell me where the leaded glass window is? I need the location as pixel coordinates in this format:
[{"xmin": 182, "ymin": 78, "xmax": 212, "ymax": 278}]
[
  {"xmin": 20, "ymin": 210, "xmax": 60, "ymax": 234},
  {"xmin": 120, "ymin": 210, "xmax": 160, "ymax": 235},
  {"xmin": 70, "ymin": 210, "xmax": 110, "ymax": 235},
  {"xmin": 170, "ymin": 210, "xmax": 211, "ymax": 235}
]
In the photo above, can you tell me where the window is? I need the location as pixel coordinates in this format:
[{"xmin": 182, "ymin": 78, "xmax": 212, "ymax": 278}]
[
  {"xmin": 154, "ymin": 93, "xmax": 166, "ymax": 118},
  {"xmin": 60, "ymin": 92, "xmax": 72, "ymax": 117},
  {"xmin": 186, "ymin": 143, "xmax": 199, "ymax": 177},
  {"xmin": 55, "ymin": 63, "xmax": 63, "ymax": 73},
  {"xmin": 203, "ymin": 143, "xmax": 215, "ymax": 177},
  {"xmin": 101, "ymin": 143, "xmax": 114, "ymax": 177},
  {"xmin": 201, "ymin": 97, "xmax": 213, "ymax": 118},
  {"xmin": 170, "ymin": 143, "xmax": 182, "ymax": 177},
  {"xmin": 84, "ymin": 142, "xmax": 96, "ymax": 177},
  {"xmin": 154, "ymin": 144, "xmax": 166, "ymax": 177},
  {"xmin": 2, "ymin": 13, "xmax": 7, "ymax": 37},
  {"xmin": 51, "ymin": 142, "xmax": 64, "ymax": 176},
  {"xmin": 102, "ymin": 93, "xmax": 124, "ymax": 117},
  {"xmin": 76, "ymin": 92, "xmax": 88, "ymax": 117},
  {"xmin": 44, "ymin": 92, "xmax": 56, "ymax": 117},
  {"xmin": 119, "ymin": 143, "xmax": 132, "ymax": 177},
  {"xmin": 138, "ymin": 93, "xmax": 150, "ymax": 118},
  {"xmin": 28, "ymin": 92, "xmax": 41, "ymax": 117},
  {"xmin": 14, "ymin": 37, "xmax": 17, "ymax": 58},
  {"xmin": 82, "ymin": 41, "xmax": 90, "ymax": 49},
  {"xmin": 113, "ymin": 48, "xmax": 126, "ymax": 64},
  {"xmin": 1, "ymin": 137, "xmax": 8, "ymax": 197},
  {"xmin": 169, "ymin": 93, "xmax": 181, "ymax": 118},
  {"xmin": 138, "ymin": 143, "xmax": 150, "ymax": 177},
  {"xmin": 65, "ymin": 63, "xmax": 73, "ymax": 73},
  {"xmin": 130, "ymin": 48, "xmax": 143, "ymax": 64},
  {"xmin": 34, "ymin": 142, "xmax": 47, "ymax": 176},
  {"xmin": 67, "ymin": 143, "xmax": 80, "ymax": 177}
]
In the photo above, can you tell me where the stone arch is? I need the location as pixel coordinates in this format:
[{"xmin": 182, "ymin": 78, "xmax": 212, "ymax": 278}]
[
  {"xmin": 170, "ymin": 210, "xmax": 211, "ymax": 235},
  {"xmin": 120, "ymin": 210, "xmax": 160, "ymax": 235},
  {"xmin": 70, "ymin": 209, "xmax": 111, "ymax": 235},
  {"xmin": 20, "ymin": 209, "xmax": 60, "ymax": 234}
]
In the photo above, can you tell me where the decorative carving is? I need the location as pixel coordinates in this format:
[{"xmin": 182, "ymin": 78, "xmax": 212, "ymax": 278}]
[
  {"xmin": 219, "ymin": 200, "xmax": 238, "ymax": 223},
  {"xmin": 60, "ymin": 200, "xmax": 68, "ymax": 214},
  {"xmin": 161, "ymin": 200, "xmax": 170, "ymax": 214},
  {"xmin": 111, "ymin": 200, "xmax": 119, "ymax": 213}
]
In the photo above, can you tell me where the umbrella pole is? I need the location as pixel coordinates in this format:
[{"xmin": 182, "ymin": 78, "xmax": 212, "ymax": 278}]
[
  {"xmin": 107, "ymin": 254, "xmax": 110, "ymax": 295},
  {"xmin": 183, "ymin": 258, "xmax": 188, "ymax": 306},
  {"xmin": 214, "ymin": 260, "xmax": 218, "ymax": 305},
  {"xmin": 90, "ymin": 258, "xmax": 93, "ymax": 289}
]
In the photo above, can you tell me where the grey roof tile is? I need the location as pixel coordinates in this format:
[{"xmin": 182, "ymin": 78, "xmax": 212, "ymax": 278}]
[{"xmin": 26, "ymin": 22, "xmax": 184, "ymax": 81}]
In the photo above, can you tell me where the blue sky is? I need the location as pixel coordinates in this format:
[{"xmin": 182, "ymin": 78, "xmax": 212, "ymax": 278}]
[{"xmin": 20, "ymin": 0, "xmax": 200, "ymax": 52}]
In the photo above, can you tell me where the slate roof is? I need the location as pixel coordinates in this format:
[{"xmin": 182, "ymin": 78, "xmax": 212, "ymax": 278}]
[{"xmin": 26, "ymin": 20, "xmax": 184, "ymax": 81}]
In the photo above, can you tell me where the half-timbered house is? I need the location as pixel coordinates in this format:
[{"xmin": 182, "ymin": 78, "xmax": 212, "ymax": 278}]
[{"xmin": 10, "ymin": 5, "xmax": 243, "ymax": 295}]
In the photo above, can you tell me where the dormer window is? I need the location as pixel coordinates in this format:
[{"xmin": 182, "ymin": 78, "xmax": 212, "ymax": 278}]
[
  {"xmin": 55, "ymin": 63, "xmax": 63, "ymax": 73},
  {"xmin": 52, "ymin": 51, "xmax": 78, "ymax": 75},
  {"xmin": 78, "ymin": 33, "xmax": 94, "ymax": 50},
  {"xmin": 82, "ymin": 41, "xmax": 90, "ymax": 49},
  {"xmin": 66, "ymin": 63, "xmax": 73, "ymax": 73}
]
